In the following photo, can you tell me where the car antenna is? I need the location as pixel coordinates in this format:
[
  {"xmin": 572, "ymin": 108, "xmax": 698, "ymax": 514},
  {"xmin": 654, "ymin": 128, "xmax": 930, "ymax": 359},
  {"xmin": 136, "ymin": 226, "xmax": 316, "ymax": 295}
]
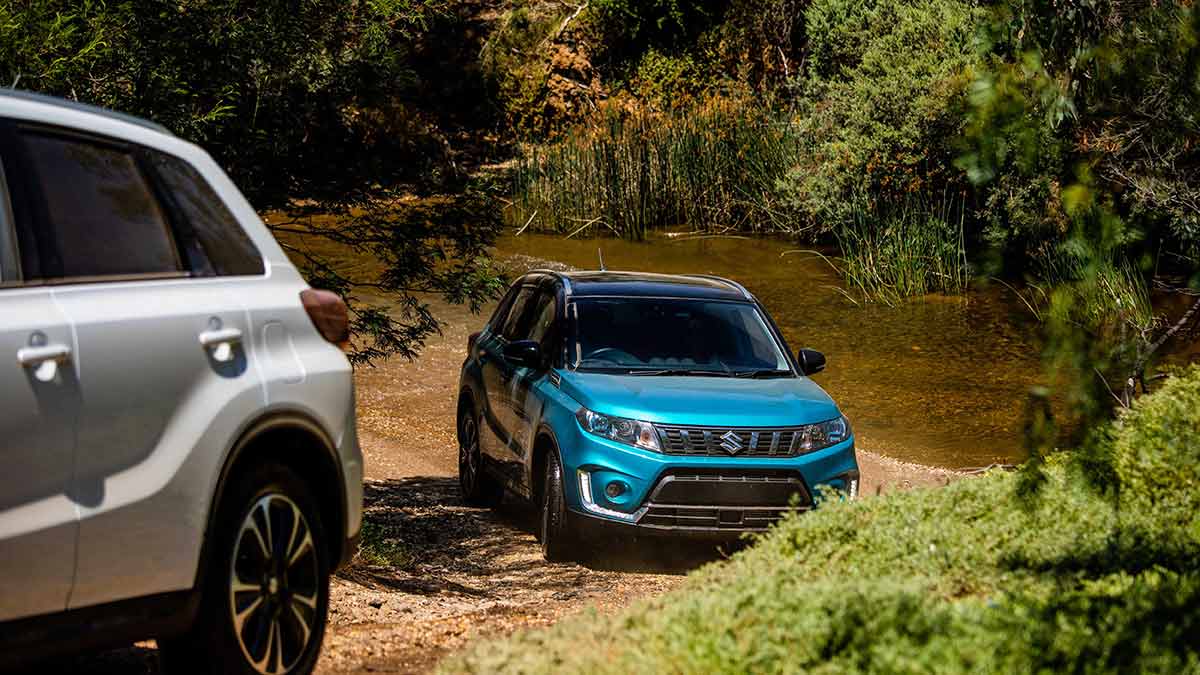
[{"xmin": 598, "ymin": 247, "xmax": 606, "ymax": 271}]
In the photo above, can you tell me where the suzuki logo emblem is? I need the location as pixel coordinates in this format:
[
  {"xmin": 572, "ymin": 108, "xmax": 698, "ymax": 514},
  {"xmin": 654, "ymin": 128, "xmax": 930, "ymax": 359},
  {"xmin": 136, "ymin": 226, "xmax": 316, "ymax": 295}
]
[{"xmin": 719, "ymin": 430, "xmax": 744, "ymax": 454}]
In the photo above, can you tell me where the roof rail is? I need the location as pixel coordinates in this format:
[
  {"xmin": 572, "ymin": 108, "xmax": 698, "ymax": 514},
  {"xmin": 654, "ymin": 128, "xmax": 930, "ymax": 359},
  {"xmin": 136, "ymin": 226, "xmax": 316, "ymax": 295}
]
[
  {"xmin": 0, "ymin": 89, "xmax": 173, "ymax": 136},
  {"xmin": 683, "ymin": 274, "xmax": 753, "ymax": 300}
]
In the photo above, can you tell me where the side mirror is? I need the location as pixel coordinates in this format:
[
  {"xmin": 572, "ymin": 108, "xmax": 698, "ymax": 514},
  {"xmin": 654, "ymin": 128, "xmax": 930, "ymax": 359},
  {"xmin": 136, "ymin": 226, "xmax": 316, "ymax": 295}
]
[
  {"xmin": 503, "ymin": 340, "xmax": 544, "ymax": 370},
  {"xmin": 798, "ymin": 348, "xmax": 826, "ymax": 376}
]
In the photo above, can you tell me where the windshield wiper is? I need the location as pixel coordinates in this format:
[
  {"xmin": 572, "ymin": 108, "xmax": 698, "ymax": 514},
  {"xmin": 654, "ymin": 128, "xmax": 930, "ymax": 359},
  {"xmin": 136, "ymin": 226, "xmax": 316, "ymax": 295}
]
[
  {"xmin": 626, "ymin": 368, "xmax": 735, "ymax": 377},
  {"xmin": 732, "ymin": 369, "xmax": 794, "ymax": 378}
]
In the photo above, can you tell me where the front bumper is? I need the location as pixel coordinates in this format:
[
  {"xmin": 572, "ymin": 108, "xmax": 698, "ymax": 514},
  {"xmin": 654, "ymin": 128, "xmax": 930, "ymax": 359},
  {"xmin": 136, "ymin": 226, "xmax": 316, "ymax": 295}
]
[{"xmin": 562, "ymin": 425, "xmax": 859, "ymax": 537}]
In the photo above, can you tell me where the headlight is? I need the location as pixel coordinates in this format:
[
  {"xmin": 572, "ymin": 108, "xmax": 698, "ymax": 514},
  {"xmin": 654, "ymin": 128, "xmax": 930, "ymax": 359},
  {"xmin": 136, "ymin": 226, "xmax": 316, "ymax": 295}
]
[
  {"xmin": 576, "ymin": 408, "xmax": 661, "ymax": 452},
  {"xmin": 799, "ymin": 415, "xmax": 851, "ymax": 452}
]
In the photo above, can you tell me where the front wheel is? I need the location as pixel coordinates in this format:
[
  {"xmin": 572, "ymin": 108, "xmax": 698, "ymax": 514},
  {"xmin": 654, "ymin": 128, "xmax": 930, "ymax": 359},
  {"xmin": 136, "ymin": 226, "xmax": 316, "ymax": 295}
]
[
  {"xmin": 160, "ymin": 463, "xmax": 329, "ymax": 675},
  {"xmin": 540, "ymin": 452, "xmax": 577, "ymax": 562},
  {"xmin": 458, "ymin": 407, "xmax": 502, "ymax": 507}
]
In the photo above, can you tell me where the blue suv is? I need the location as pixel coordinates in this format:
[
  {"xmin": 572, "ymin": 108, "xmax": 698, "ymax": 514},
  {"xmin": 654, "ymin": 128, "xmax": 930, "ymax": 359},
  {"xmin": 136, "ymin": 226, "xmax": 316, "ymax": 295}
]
[{"xmin": 456, "ymin": 271, "xmax": 858, "ymax": 560}]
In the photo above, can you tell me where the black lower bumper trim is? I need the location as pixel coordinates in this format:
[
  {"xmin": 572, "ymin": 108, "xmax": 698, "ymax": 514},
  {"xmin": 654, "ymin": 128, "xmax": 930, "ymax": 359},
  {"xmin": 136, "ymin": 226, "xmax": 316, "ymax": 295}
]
[
  {"xmin": 646, "ymin": 468, "xmax": 813, "ymax": 508},
  {"xmin": 638, "ymin": 503, "xmax": 807, "ymax": 532}
]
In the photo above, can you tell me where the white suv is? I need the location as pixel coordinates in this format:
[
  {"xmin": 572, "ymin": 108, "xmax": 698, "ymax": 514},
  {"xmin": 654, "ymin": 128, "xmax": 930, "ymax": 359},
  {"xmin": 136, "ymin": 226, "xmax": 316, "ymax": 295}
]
[{"xmin": 0, "ymin": 90, "xmax": 363, "ymax": 675}]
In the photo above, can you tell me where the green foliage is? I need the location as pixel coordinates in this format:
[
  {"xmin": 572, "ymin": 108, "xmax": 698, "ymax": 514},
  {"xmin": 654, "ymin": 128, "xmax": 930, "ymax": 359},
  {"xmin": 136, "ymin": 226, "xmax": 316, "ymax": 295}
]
[
  {"xmin": 479, "ymin": 4, "xmax": 564, "ymax": 135},
  {"xmin": 510, "ymin": 99, "xmax": 801, "ymax": 239},
  {"xmin": 962, "ymin": 1, "xmax": 1200, "ymax": 471},
  {"xmin": 1110, "ymin": 364, "xmax": 1200, "ymax": 539},
  {"xmin": 592, "ymin": 0, "xmax": 807, "ymax": 97},
  {"xmin": 274, "ymin": 187, "xmax": 507, "ymax": 366},
  {"xmin": 0, "ymin": 0, "xmax": 460, "ymax": 202},
  {"xmin": 962, "ymin": 2, "xmax": 1200, "ymax": 258},
  {"xmin": 0, "ymin": 0, "xmax": 504, "ymax": 365},
  {"xmin": 589, "ymin": 0, "xmax": 721, "ymax": 50},
  {"xmin": 443, "ymin": 370, "xmax": 1200, "ymax": 673},
  {"xmin": 354, "ymin": 521, "xmax": 416, "ymax": 570},
  {"xmin": 836, "ymin": 194, "xmax": 968, "ymax": 303},
  {"xmin": 777, "ymin": 0, "xmax": 984, "ymax": 231}
]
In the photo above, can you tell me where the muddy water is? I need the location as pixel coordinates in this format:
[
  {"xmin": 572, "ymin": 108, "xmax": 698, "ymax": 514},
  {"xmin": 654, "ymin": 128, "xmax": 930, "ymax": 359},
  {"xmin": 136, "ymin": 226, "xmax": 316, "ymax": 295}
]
[{"xmin": 495, "ymin": 233, "xmax": 1042, "ymax": 469}]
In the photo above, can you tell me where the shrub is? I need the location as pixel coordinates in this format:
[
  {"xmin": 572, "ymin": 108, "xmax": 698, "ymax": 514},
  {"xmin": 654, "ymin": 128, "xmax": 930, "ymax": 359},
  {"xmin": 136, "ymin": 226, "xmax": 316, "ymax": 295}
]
[
  {"xmin": 777, "ymin": 0, "xmax": 984, "ymax": 231},
  {"xmin": 0, "ymin": 0, "xmax": 461, "ymax": 203},
  {"xmin": 1111, "ymin": 364, "xmax": 1200, "ymax": 537}
]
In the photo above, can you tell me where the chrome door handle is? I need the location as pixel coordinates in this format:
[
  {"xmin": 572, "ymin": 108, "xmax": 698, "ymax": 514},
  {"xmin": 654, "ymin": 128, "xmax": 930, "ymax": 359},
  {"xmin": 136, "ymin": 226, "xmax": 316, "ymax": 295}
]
[
  {"xmin": 17, "ymin": 343, "xmax": 71, "ymax": 366},
  {"xmin": 198, "ymin": 327, "xmax": 243, "ymax": 347},
  {"xmin": 18, "ymin": 343, "xmax": 71, "ymax": 382},
  {"xmin": 199, "ymin": 327, "xmax": 243, "ymax": 363}
]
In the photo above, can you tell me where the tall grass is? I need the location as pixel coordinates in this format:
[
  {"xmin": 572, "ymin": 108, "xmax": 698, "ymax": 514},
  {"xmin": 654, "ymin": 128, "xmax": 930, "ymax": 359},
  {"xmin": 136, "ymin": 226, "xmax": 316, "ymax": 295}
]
[
  {"xmin": 836, "ymin": 194, "xmax": 969, "ymax": 303},
  {"xmin": 509, "ymin": 99, "xmax": 801, "ymax": 239}
]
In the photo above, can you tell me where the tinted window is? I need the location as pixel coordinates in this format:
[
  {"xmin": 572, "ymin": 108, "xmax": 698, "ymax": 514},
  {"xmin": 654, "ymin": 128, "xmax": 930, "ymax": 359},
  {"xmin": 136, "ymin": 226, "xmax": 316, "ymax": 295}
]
[
  {"xmin": 500, "ymin": 286, "xmax": 537, "ymax": 340},
  {"xmin": 527, "ymin": 290, "xmax": 557, "ymax": 344},
  {"xmin": 149, "ymin": 151, "xmax": 263, "ymax": 276},
  {"xmin": 0, "ymin": 153, "xmax": 17, "ymax": 284},
  {"xmin": 487, "ymin": 284, "xmax": 521, "ymax": 333},
  {"xmin": 570, "ymin": 298, "xmax": 790, "ymax": 374},
  {"xmin": 23, "ymin": 133, "xmax": 181, "ymax": 280}
]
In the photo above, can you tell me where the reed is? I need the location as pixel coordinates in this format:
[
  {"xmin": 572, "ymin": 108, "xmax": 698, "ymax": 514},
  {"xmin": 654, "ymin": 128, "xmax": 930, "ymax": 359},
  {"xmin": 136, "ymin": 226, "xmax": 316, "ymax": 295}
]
[
  {"xmin": 835, "ymin": 194, "xmax": 969, "ymax": 303},
  {"xmin": 508, "ymin": 99, "xmax": 801, "ymax": 239}
]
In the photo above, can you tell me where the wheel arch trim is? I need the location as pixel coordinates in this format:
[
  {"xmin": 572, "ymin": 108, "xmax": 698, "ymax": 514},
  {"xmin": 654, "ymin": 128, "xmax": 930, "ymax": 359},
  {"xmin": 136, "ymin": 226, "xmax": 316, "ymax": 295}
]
[{"xmin": 197, "ymin": 410, "xmax": 348, "ymax": 588}]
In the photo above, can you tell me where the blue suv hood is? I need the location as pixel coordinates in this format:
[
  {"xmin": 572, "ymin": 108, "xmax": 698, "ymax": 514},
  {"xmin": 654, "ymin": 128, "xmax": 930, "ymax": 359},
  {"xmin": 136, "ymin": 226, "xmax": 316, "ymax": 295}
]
[{"xmin": 557, "ymin": 371, "xmax": 841, "ymax": 427}]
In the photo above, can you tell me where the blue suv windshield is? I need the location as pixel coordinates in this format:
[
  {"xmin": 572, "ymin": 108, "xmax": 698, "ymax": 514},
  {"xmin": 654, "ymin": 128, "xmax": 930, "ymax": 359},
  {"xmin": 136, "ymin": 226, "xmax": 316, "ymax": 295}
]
[{"xmin": 568, "ymin": 297, "xmax": 792, "ymax": 375}]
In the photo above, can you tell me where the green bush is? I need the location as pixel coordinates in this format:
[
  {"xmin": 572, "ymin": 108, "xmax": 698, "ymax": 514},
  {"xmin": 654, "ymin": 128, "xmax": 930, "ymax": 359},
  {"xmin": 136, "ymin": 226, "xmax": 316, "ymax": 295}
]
[
  {"xmin": 1111, "ymin": 365, "xmax": 1200, "ymax": 537},
  {"xmin": 0, "ymin": 0, "xmax": 459, "ymax": 203},
  {"xmin": 441, "ymin": 369, "xmax": 1200, "ymax": 674},
  {"xmin": 777, "ymin": 0, "xmax": 984, "ymax": 231}
]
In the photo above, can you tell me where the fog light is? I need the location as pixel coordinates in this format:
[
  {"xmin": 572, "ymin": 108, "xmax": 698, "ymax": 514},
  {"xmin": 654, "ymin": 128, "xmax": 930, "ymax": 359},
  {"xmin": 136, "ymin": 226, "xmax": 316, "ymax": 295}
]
[{"xmin": 605, "ymin": 481, "xmax": 625, "ymax": 498}]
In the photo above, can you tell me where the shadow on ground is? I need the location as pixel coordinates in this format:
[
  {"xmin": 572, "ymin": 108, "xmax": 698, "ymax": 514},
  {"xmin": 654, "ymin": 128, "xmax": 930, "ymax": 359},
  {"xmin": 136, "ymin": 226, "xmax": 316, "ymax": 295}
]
[
  {"xmin": 341, "ymin": 475, "xmax": 733, "ymax": 595},
  {"xmin": 20, "ymin": 475, "xmax": 728, "ymax": 674}
]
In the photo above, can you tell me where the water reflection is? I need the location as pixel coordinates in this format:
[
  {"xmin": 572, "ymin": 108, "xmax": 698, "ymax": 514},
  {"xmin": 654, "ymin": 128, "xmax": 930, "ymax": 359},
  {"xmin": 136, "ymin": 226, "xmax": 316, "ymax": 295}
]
[{"xmin": 496, "ymin": 233, "xmax": 1042, "ymax": 468}]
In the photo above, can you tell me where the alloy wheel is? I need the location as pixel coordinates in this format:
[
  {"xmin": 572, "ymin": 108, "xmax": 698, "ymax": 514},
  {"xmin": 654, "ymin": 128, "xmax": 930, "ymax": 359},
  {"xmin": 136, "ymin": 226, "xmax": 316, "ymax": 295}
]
[
  {"xmin": 459, "ymin": 415, "xmax": 479, "ymax": 492},
  {"xmin": 229, "ymin": 494, "xmax": 320, "ymax": 674}
]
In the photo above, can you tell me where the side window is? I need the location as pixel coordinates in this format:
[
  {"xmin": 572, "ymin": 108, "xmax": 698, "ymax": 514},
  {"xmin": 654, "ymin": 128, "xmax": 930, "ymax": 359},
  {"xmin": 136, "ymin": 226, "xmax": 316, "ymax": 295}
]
[
  {"xmin": 526, "ymin": 290, "xmax": 557, "ymax": 344},
  {"xmin": 148, "ymin": 151, "xmax": 264, "ymax": 276},
  {"xmin": 0, "ymin": 152, "xmax": 18, "ymax": 285},
  {"xmin": 487, "ymin": 284, "xmax": 522, "ymax": 334},
  {"xmin": 22, "ymin": 132, "xmax": 181, "ymax": 280},
  {"xmin": 500, "ymin": 286, "xmax": 537, "ymax": 341}
]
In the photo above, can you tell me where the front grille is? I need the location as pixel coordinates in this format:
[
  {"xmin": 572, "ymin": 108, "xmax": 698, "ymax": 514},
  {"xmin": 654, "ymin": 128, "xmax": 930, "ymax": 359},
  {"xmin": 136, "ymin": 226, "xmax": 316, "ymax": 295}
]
[{"xmin": 656, "ymin": 424, "xmax": 807, "ymax": 457}]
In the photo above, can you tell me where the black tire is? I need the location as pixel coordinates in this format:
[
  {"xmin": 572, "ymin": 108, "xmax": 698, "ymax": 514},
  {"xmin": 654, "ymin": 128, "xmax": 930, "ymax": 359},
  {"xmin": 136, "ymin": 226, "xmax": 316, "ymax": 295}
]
[
  {"xmin": 160, "ymin": 463, "xmax": 330, "ymax": 675},
  {"xmin": 458, "ymin": 405, "xmax": 502, "ymax": 507},
  {"xmin": 540, "ymin": 452, "xmax": 576, "ymax": 562}
]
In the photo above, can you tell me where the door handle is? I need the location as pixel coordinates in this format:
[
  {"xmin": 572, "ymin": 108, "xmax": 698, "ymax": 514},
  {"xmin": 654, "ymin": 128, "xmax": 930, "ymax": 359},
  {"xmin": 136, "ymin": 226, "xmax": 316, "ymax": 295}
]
[
  {"xmin": 199, "ymin": 327, "xmax": 243, "ymax": 363},
  {"xmin": 17, "ymin": 343, "xmax": 71, "ymax": 382},
  {"xmin": 17, "ymin": 343, "xmax": 71, "ymax": 366},
  {"xmin": 198, "ymin": 327, "xmax": 243, "ymax": 347}
]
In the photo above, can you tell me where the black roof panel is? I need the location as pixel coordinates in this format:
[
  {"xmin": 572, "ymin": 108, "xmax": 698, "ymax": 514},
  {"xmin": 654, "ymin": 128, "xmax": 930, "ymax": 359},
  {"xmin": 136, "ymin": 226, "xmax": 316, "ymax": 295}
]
[{"xmin": 551, "ymin": 271, "xmax": 750, "ymax": 301}]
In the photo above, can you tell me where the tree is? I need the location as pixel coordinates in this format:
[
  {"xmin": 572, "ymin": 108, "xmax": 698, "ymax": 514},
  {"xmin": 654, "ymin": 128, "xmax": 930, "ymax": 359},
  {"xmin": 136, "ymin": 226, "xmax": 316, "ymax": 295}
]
[
  {"xmin": 961, "ymin": 0, "xmax": 1200, "ymax": 481},
  {"xmin": 1, "ymin": 0, "xmax": 507, "ymax": 365}
]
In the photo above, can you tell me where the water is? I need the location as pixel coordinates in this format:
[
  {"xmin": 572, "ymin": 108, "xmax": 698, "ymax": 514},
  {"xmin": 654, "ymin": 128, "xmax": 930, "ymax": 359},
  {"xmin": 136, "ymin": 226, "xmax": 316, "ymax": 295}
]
[{"xmin": 496, "ymin": 233, "xmax": 1043, "ymax": 469}]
